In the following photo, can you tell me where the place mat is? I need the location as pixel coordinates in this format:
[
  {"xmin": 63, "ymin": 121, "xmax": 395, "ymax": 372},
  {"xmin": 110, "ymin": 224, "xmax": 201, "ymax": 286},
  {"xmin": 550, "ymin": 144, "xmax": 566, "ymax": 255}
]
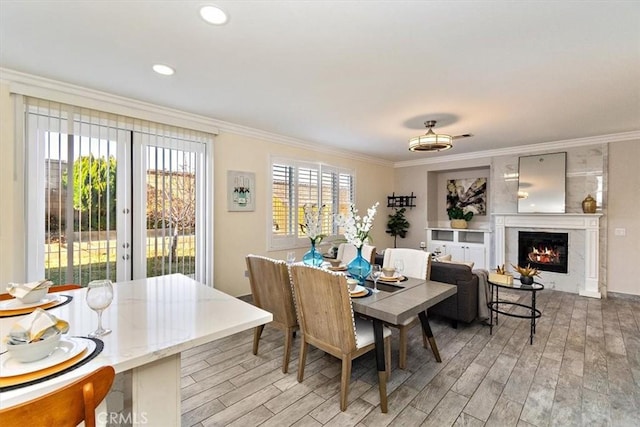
[
  {"xmin": 0, "ymin": 295, "xmax": 73, "ymax": 318},
  {"xmin": 0, "ymin": 337, "xmax": 103, "ymax": 392},
  {"xmin": 378, "ymin": 275, "xmax": 407, "ymax": 283},
  {"xmin": 327, "ymin": 265, "xmax": 347, "ymax": 271}
]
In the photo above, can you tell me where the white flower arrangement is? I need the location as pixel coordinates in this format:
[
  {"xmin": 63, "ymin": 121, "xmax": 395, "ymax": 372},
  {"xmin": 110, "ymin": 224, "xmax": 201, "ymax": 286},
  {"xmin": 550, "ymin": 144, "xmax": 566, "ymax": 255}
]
[
  {"xmin": 335, "ymin": 202, "xmax": 380, "ymax": 249},
  {"xmin": 300, "ymin": 204, "xmax": 326, "ymax": 244}
]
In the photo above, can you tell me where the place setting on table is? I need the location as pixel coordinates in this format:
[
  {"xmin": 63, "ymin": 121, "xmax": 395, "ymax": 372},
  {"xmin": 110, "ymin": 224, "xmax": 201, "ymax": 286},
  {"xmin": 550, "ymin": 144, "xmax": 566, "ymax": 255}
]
[
  {"xmin": 0, "ymin": 281, "xmax": 73, "ymax": 318},
  {"xmin": 0, "ymin": 280, "xmax": 113, "ymax": 392}
]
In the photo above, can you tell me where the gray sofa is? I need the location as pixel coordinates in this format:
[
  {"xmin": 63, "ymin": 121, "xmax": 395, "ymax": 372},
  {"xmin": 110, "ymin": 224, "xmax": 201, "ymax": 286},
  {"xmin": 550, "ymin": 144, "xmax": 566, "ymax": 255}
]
[{"xmin": 429, "ymin": 261, "xmax": 479, "ymax": 327}]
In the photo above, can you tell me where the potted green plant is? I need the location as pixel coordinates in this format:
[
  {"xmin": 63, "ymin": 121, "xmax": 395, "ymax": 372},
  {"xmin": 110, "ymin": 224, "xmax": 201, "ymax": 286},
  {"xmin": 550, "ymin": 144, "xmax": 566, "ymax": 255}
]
[
  {"xmin": 447, "ymin": 207, "xmax": 473, "ymax": 229},
  {"xmin": 386, "ymin": 207, "xmax": 410, "ymax": 248}
]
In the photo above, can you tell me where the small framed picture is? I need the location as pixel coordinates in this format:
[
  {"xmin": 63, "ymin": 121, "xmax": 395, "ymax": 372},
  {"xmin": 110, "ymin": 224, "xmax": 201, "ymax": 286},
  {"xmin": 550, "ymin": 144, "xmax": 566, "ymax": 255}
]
[{"xmin": 228, "ymin": 170, "xmax": 255, "ymax": 212}]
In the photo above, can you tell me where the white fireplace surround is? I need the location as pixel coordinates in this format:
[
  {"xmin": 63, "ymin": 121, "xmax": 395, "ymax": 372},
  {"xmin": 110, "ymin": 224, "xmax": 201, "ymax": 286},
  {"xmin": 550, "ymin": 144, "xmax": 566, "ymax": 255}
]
[{"xmin": 493, "ymin": 213, "xmax": 602, "ymax": 298}]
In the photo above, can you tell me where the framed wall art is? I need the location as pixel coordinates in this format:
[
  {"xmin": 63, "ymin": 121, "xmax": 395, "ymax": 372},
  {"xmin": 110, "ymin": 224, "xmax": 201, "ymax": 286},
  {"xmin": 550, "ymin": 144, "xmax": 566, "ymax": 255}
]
[
  {"xmin": 227, "ymin": 170, "xmax": 255, "ymax": 212},
  {"xmin": 446, "ymin": 177, "xmax": 487, "ymax": 215}
]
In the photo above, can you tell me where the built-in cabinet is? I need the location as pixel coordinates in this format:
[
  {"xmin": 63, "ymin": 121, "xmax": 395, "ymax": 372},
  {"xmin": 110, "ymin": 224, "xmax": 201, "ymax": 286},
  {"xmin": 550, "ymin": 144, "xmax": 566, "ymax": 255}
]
[{"xmin": 426, "ymin": 228, "xmax": 491, "ymax": 270}]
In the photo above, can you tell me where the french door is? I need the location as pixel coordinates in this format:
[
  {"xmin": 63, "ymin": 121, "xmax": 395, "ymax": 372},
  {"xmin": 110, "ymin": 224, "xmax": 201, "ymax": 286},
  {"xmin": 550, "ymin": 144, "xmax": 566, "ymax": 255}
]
[{"xmin": 25, "ymin": 99, "xmax": 211, "ymax": 285}]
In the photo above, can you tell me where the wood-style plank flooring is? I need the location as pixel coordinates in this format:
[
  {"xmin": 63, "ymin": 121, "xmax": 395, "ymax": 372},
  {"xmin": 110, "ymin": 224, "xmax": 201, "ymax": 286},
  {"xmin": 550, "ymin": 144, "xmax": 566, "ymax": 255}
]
[{"xmin": 180, "ymin": 290, "xmax": 640, "ymax": 426}]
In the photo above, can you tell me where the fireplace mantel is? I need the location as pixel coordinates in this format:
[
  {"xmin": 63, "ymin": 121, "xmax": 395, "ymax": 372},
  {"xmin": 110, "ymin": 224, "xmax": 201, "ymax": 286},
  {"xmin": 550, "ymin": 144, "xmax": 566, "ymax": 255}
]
[{"xmin": 492, "ymin": 213, "xmax": 602, "ymax": 298}]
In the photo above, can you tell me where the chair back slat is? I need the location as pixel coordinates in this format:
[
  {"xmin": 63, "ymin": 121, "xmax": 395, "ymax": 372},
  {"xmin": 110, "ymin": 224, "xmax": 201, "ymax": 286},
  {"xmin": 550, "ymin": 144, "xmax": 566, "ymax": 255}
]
[
  {"xmin": 246, "ymin": 255, "xmax": 297, "ymax": 328},
  {"xmin": 289, "ymin": 265, "xmax": 357, "ymax": 354}
]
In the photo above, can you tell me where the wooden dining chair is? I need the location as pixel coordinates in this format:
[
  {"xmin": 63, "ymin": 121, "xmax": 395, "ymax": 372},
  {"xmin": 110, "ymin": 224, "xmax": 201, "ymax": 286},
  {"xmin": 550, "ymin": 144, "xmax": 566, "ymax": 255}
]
[
  {"xmin": 245, "ymin": 255, "xmax": 298, "ymax": 373},
  {"xmin": 0, "ymin": 365, "xmax": 115, "ymax": 427},
  {"xmin": 336, "ymin": 243, "xmax": 377, "ymax": 265},
  {"xmin": 0, "ymin": 284, "xmax": 81, "ymax": 301},
  {"xmin": 382, "ymin": 248, "xmax": 433, "ymax": 369},
  {"xmin": 289, "ymin": 264, "xmax": 391, "ymax": 411}
]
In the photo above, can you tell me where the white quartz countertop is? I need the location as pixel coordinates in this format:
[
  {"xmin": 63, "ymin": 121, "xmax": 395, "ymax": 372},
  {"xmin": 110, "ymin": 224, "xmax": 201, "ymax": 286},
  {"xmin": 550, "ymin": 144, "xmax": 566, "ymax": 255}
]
[{"xmin": 0, "ymin": 274, "xmax": 272, "ymax": 408}]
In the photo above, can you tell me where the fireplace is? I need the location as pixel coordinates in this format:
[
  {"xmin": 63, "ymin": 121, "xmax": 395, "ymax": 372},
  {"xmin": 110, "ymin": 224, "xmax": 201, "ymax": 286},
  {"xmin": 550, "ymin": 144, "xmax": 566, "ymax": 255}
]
[{"xmin": 518, "ymin": 231, "xmax": 568, "ymax": 274}]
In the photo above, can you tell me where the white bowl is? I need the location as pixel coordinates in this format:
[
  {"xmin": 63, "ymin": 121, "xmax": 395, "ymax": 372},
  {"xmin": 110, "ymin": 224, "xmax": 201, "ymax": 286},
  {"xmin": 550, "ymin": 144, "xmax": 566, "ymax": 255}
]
[
  {"xmin": 16, "ymin": 287, "xmax": 49, "ymax": 304},
  {"xmin": 6, "ymin": 332, "xmax": 61, "ymax": 363},
  {"xmin": 329, "ymin": 259, "xmax": 342, "ymax": 267},
  {"xmin": 382, "ymin": 267, "xmax": 396, "ymax": 277}
]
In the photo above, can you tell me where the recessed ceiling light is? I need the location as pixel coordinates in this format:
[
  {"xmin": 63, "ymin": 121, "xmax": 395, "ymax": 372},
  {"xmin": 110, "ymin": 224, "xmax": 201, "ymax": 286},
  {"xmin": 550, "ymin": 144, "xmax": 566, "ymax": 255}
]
[
  {"xmin": 200, "ymin": 5, "xmax": 228, "ymax": 25},
  {"xmin": 152, "ymin": 64, "xmax": 175, "ymax": 76}
]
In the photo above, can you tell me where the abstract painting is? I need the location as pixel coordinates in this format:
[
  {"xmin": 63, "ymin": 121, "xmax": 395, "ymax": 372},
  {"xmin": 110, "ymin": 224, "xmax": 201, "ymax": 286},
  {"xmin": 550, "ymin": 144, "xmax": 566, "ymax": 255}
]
[{"xmin": 446, "ymin": 177, "xmax": 487, "ymax": 215}]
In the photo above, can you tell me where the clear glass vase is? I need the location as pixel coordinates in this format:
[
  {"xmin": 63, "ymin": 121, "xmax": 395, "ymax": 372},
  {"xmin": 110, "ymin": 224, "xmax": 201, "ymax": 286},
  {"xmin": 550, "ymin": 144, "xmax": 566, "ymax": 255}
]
[
  {"xmin": 347, "ymin": 246, "xmax": 372, "ymax": 285},
  {"xmin": 302, "ymin": 240, "xmax": 324, "ymax": 266}
]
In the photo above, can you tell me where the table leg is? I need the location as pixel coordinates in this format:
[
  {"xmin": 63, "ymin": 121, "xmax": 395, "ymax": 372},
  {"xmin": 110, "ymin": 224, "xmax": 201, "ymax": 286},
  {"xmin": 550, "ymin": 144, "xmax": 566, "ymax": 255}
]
[
  {"xmin": 489, "ymin": 284, "xmax": 494, "ymax": 335},
  {"xmin": 418, "ymin": 311, "xmax": 442, "ymax": 362},
  {"xmin": 373, "ymin": 319, "xmax": 388, "ymax": 413},
  {"xmin": 495, "ymin": 285, "xmax": 500, "ymax": 326},
  {"xmin": 530, "ymin": 290, "xmax": 537, "ymax": 344},
  {"xmin": 132, "ymin": 353, "xmax": 180, "ymax": 425}
]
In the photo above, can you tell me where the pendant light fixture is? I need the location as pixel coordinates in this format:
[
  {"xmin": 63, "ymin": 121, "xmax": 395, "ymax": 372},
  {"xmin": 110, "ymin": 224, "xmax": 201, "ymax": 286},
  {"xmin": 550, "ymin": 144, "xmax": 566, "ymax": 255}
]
[{"xmin": 408, "ymin": 120, "xmax": 453, "ymax": 152}]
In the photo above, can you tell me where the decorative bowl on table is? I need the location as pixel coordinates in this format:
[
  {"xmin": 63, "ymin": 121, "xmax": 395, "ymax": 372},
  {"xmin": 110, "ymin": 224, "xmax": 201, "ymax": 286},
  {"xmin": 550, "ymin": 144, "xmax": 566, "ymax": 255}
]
[
  {"xmin": 381, "ymin": 267, "xmax": 396, "ymax": 278},
  {"xmin": 7, "ymin": 280, "xmax": 52, "ymax": 304},
  {"xmin": 5, "ymin": 332, "xmax": 61, "ymax": 363},
  {"xmin": 328, "ymin": 259, "xmax": 343, "ymax": 268}
]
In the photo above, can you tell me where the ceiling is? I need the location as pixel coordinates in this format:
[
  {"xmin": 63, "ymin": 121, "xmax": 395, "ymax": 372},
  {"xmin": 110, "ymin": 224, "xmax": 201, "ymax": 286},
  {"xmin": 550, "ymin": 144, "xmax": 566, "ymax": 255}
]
[{"xmin": 1, "ymin": 1, "xmax": 639, "ymax": 162}]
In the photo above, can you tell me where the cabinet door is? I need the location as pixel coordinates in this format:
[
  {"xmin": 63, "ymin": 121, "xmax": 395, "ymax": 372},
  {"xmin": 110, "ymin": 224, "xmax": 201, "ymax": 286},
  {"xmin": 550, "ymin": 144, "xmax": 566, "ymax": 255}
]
[
  {"xmin": 445, "ymin": 245, "xmax": 465, "ymax": 261},
  {"xmin": 466, "ymin": 246, "xmax": 486, "ymax": 270}
]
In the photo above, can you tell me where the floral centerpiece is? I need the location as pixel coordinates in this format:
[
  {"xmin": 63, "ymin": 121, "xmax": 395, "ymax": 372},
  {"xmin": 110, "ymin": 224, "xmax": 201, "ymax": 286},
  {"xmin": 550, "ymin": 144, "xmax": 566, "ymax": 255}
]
[
  {"xmin": 300, "ymin": 204, "xmax": 326, "ymax": 266},
  {"xmin": 335, "ymin": 202, "xmax": 379, "ymax": 284}
]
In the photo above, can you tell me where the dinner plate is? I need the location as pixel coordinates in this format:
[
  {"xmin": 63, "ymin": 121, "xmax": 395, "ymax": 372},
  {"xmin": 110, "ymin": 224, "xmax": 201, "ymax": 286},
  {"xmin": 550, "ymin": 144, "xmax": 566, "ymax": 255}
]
[
  {"xmin": 350, "ymin": 288, "xmax": 372, "ymax": 298},
  {"xmin": 1, "ymin": 337, "xmax": 90, "ymax": 377},
  {"xmin": 378, "ymin": 275, "xmax": 405, "ymax": 282},
  {"xmin": 0, "ymin": 295, "xmax": 60, "ymax": 311}
]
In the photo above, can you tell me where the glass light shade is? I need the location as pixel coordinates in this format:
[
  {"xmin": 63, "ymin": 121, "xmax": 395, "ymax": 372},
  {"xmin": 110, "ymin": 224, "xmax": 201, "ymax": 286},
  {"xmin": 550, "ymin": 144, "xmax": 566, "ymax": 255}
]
[{"xmin": 408, "ymin": 130, "xmax": 453, "ymax": 152}]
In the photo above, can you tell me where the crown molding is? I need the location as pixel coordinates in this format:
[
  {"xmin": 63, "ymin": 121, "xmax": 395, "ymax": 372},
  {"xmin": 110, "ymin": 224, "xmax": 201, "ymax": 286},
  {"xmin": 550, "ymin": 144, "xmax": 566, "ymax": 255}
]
[
  {"xmin": 393, "ymin": 131, "xmax": 640, "ymax": 168},
  {"xmin": 0, "ymin": 68, "xmax": 393, "ymax": 167},
  {"xmin": 1, "ymin": 68, "xmax": 221, "ymax": 135}
]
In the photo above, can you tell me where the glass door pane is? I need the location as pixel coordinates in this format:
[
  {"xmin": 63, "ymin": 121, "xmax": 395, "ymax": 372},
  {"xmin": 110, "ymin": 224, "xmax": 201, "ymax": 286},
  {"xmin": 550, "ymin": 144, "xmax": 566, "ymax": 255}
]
[
  {"xmin": 42, "ymin": 123, "xmax": 131, "ymax": 285},
  {"xmin": 143, "ymin": 143, "xmax": 201, "ymax": 279}
]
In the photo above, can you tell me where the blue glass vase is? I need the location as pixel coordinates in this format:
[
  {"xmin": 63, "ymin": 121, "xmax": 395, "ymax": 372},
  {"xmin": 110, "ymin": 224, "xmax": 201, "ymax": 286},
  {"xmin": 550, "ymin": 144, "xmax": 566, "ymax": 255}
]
[
  {"xmin": 347, "ymin": 247, "xmax": 371, "ymax": 285},
  {"xmin": 302, "ymin": 240, "xmax": 324, "ymax": 266}
]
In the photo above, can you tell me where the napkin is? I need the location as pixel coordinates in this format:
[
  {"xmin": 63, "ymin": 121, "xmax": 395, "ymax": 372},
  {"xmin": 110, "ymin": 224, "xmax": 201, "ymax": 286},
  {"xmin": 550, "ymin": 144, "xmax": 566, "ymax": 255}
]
[
  {"xmin": 6, "ymin": 280, "xmax": 52, "ymax": 299},
  {"xmin": 7, "ymin": 308, "xmax": 69, "ymax": 343}
]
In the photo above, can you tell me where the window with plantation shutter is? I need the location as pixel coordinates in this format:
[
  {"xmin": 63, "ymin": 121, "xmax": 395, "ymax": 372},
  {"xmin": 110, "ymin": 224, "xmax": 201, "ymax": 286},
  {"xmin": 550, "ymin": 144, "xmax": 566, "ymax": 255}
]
[{"xmin": 270, "ymin": 158, "xmax": 355, "ymax": 250}]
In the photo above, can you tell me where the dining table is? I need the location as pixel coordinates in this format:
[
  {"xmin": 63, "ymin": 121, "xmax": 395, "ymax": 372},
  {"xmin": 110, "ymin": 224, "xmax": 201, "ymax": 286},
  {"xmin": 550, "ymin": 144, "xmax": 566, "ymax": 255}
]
[
  {"xmin": 0, "ymin": 274, "xmax": 272, "ymax": 425},
  {"xmin": 350, "ymin": 276, "xmax": 457, "ymax": 412}
]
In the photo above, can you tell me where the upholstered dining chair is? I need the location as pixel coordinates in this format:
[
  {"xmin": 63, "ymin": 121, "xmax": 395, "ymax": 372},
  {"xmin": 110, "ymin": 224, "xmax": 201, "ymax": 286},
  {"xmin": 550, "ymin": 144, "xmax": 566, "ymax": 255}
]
[
  {"xmin": 336, "ymin": 243, "xmax": 376, "ymax": 265},
  {"xmin": 0, "ymin": 284, "xmax": 82, "ymax": 301},
  {"xmin": 245, "ymin": 254, "xmax": 298, "ymax": 373},
  {"xmin": 382, "ymin": 248, "xmax": 432, "ymax": 369},
  {"xmin": 289, "ymin": 264, "xmax": 391, "ymax": 411},
  {"xmin": 0, "ymin": 365, "xmax": 115, "ymax": 427}
]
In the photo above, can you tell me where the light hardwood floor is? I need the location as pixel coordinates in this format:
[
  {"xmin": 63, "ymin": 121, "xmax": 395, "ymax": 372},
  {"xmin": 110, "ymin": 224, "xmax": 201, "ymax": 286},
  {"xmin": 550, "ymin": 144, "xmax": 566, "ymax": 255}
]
[{"xmin": 180, "ymin": 289, "xmax": 640, "ymax": 426}]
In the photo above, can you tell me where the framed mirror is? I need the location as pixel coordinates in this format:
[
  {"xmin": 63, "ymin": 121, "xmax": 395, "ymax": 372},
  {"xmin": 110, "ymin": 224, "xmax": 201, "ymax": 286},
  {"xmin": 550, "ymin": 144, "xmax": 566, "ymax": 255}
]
[{"xmin": 517, "ymin": 152, "xmax": 566, "ymax": 213}]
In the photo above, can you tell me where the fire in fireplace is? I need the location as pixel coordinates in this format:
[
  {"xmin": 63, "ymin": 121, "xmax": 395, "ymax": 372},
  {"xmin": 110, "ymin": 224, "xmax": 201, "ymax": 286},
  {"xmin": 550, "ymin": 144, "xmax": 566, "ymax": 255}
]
[{"xmin": 518, "ymin": 231, "xmax": 568, "ymax": 274}]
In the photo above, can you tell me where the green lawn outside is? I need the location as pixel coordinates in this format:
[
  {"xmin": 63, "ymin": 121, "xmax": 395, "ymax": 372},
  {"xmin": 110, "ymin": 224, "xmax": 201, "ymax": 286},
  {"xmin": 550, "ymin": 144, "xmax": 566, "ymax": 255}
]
[{"xmin": 45, "ymin": 235, "xmax": 196, "ymax": 285}]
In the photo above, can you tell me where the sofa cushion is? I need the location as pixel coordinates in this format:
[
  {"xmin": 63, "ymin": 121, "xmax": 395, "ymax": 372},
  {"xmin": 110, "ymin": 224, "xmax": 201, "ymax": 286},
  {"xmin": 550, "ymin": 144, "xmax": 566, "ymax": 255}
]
[{"xmin": 437, "ymin": 258, "xmax": 474, "ymax": 270}]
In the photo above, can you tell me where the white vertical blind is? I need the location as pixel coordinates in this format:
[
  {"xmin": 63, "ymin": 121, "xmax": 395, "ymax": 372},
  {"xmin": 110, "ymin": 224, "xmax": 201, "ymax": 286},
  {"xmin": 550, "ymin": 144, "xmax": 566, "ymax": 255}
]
[{"xmin": 24, "ymin": 97, "xmax": 214, "ymax": 285}]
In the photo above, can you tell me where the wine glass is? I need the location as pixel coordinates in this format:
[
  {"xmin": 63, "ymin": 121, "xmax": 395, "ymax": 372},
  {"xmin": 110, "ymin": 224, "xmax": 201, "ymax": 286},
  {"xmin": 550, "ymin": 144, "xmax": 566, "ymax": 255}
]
[
  {"xmin": 394, "ymin": 259, "xmax": 405, "ymax": 278},
  {"xmin": 286, "ymin": 251, "xmax": 296, "ymax": 265},
  {"xmin": 86, "ymin": 279, "xmax": 114, "ymax": 338},
  {"xmin": 370, "ymin": 265, "xmax": 382, "ymax": 293}
]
